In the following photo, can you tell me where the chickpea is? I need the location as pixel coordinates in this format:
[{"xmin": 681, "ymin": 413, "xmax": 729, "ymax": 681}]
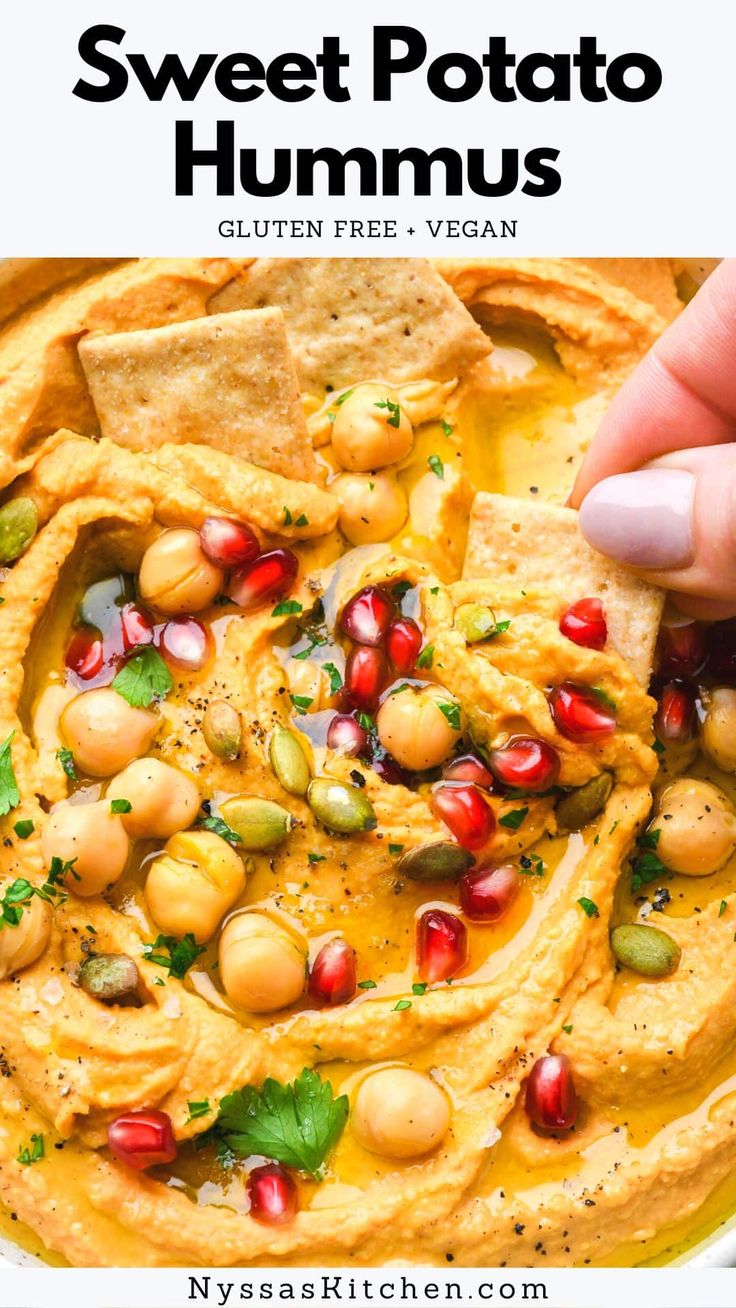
[
  {"xmin": 60, "ymin": 688, "xmax": 158, "ymax": 777},
  {"xmin": 351, "ymin": 1067, "xmax": 450, "ymax": 1160},
  {"xmin": 654, "ymin": 778, "xmax": 736, "ymax": 876},
  {"xmin": 219, "ymin": 912, "xmax": 307, "ymax": 1013},
  {"xmin": 0, "ymin": 883, "xmax": 52, "ymax": 981},
  {"xmin": 107, "ymin": 759, "xmax": 200, "ymax": 839},
  {"xmin": 331, "ymin": 384, "xmax": 413, "ymax": 473},
  {"xmin": 138, "ymin": 528, "xmax": 224, "ymax": 615},
  {"xmin": 376, "ymin": 685, "xmax": 463, "ymax": 771},
  {"xmin": 701, "ymin": 688, "xmax": 736, "ymax": 773},
  {"xmin": 333, "ymin": 472, "xmax": 408, "ymax": 546},
  {"xmin": 41, "ymin": 801, "xmax": 130, "ymax": 896},
  {"xmin": 144, "ymin": 830, "xmax": 246, "ymax": 943}
]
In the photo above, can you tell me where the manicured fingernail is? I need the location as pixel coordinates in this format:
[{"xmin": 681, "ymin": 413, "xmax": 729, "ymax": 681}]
[{"xmin": 579, "ymin": 469, "xmax": 695, "ymax": 569}]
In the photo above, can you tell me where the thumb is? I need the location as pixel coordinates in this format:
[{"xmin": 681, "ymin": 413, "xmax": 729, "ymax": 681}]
[{"xmin": 578, "ymin": 444, "xmax": 736, "ymax": 620}]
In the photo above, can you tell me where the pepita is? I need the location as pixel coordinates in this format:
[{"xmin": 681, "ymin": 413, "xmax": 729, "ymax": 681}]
[
  {"xmin": 307, "ymin": 778, "xmax": 377, "ymax": 834},
  {"xmin": 78, "ymin": 953, "xmax": 140, "ymax": 1003},
  {"xmin": 398, "ymin": 840, "xmax": 474, "ymax": 882},
  {"xmin": 455, "ymin": 603, "xmax": 498, "ymax": 645},
  {"xmin": 202, "ymin": 700, "xmax": 242, "ymax": 761},
  {"xmin": 269, "ymin": 725, "xmax": 311, "ymax": 796},
  {"xmin": 556, "ymin": 773, "xmax": 613, "ymax": 832},
  {"xmin": 0, "ymin": 497, "xmax": 38, "ymax": 564},
  {"xmin": 610, "ymin": 923, "xmax": 681, "ymax": 978},
  {"xmin": 220, "ymin": 796, "xmax": 293, "ymax": 850}
]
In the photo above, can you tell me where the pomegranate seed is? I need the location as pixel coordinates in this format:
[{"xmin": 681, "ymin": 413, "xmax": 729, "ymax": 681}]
[
  {"xmin": 247, "ymin": 1162, "xmax": 298, "ymax": 1226},
  {"xmin": 121, "ymin": 602, "xmax": 154, "ymax": 651},
  {"xmin": 432, "ymin": 783, "xmax": 495, "ymax": 850},
  {"xmin": 107, "ymin": 1110, "xmax": 177, "ymax": 1170},
  {"xmin": 385, "ymin": 618, "xmax": 423, "ymax": 673},
  {"xmin": 343, "ymin": 646, "xmax": 389, "ymax": 712},
  {"xmin": 372, "ymin": 751, "xmax": 412, "ymax": 787},
  {"xmin": 309, "ymin": 938, "xmax": 357, "ymax": 1005},
  {"xmin": 229, "ymin": 549, "xmax": 298, "ymax": 610},
  {"xmin": 417, "ymin": 908, "xmax": 468, "ymax": 983},
  {"xmin": 442, "ymin": 753, "xmax": 495, "ymax": 790},
  {"xmin": 559, "ymin": 597, "xmax": 607, "ymax": 650},
  {"xmin": 525, "ymin": 1054, "xmax": 577, "ymax": 1131},
  {"xmin": 460, "ymin": 864, "xmax": 520, "ymax": 922},
  {"xmin": 657, "ymin": 621, "xmax": 708, "ymax": 679},
  {"xmin": 160, "ymin": 617, "xmax": 211, "ymax": 671},
  {"xmin": 708, "ymin": 622, "xmax": 736, "ymax": 682},
  {"xmin": 200, "ymin": 516, "xmax": 260, "ymax": 570},
  {"xmin": 487, "ymin": 737, "xmax": 560, "ymax": 792},
  {"xmin": 654, "ymin": 680, "xmax": 696, "ymax": 743},
  {"xmin": 548, "ymin": 683, "xmax": 616, "ymax": 743},
  {"xmin": 340, "ymin": 586, "xmax": 395, "ymax": 647},
  {"xmin": 65, "ymin": 627, "xmax": 104, "ymax": 680},
  {"xmin": 327, "ymin": 713, "xmax": 370, "ymax": 756}
]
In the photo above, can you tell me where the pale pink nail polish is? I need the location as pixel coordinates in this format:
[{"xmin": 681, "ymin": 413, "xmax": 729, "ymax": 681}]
[{"xmin": 579, "ymin": 469, "xmax": 695, "ymax": 569}]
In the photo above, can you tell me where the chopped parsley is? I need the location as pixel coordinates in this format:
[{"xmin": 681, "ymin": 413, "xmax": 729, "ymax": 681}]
[
  {"xmin": 631, "ymin": 828, "xmax": 667, "ymax": 892},
  {"xmin": 295, "ymin": 513, "xmax": 309, "ymax": 528},
  {"xmin": 290, "ymin": 694, "xmax": 314, "ymax": 715},
  {"xmin": 196, "ymin": 813, "xmax": 242, "ymax": 846},
  {"xmin": 416, "ymin": 644, "xmax": 434, "ymax": 669},
  {"xmin": 0, "ymin": 733, "xmax": 20, "ymax": 816},
  {"xmin": 388, "ymin": 843, "xmax": 404, "ymax": 855},
  {"xmin": 17, "ymin": 1133, "xmax": 44, "ymax": 1166},
  {"xmin": 0, "ymin": 878, "xmax": 37, "ymax": 929},
  {"xmin": 272, "ymin": 599, "xmax": 303, "ymax": 617},
  {"xmin": 143, "ymin": 932, "xmax": 205, "ymax": 980},
  {"xmin": 519, "ymin": 852, "xmax": 545, "ymax": 876},
  {"xmin": 412, "ymin": 982, "xmax": 428, "ymax": 995},
  {"xmin": 577, "ymin": 897, "xmax": 600, "ymax": 918},
  {"xmin": 499, "ymin": 806, "xmax": 529, "ymax": 831},
  {"xmin": 110, "ymin": 798, "xmax": 132, "ymax": 815},
  {"xmin": 55, "ymin": 747, "xmax": 77, "ymax": 781},
  {"xmin": 112, "ymin": 646, "xmax": 173, "ymax": 708},
  {"xmin": 719, "ymin": 900, "xmax": 728, "ymax": 918},
  {"xmin": 562, "ymin": 1024, "xmax": 573, "ymax": 1035},
  {"xmin": 215, "ymin": 1067, "xmax": 348, "ymax": 1181},
  {"xmin": 440, "ymin": 419, "xmax": 454, "ymax": 437},
  {"xmin": 308, "ymin": 852, "xmax": 326, "ymax": 864},
  {"xmin": 356, "ymin": 712, "xmax": 375, "ymax": 734},
  {"xmin": 427, "ymin": 454, "xmax": 444, "ymax": 480},
  {"xmin": 323, "ymin": 662, "xmax": 343, "ymax": 696},
  {"xmin": 186, "ymin": 1099, "xmax": 211, "ymax": 1122},
  {"xmin": 13, "ymin": 819, "xmax": 34, "ymax": 840},
  {"xmin": 357, "ymin": 979, "xmax": 377, "ymax": 990},
  {"xmin": 437, "ymin": 700, "xmax": 461, "ymax": 731},
  {"xmin": 591, "ymin": 686, "xmax": 617, "ymax": 712},
  {"xmin": 335, "ymin": 388, "xmax": 353, "ymax": 407},
  {"xmin": 283, "ymin": 506, "xmax": 293, "ymax": 526},
  {"xmin": 374, "ymin": 398, "xmax": 401, "ymax": 428},
  {"xmin": 393, "ymin": 999, "xmax": 412, "ymax": 1011},
  {"xmin": 391, "ymin": 579, "xmax": 412, "ymax": 601}
]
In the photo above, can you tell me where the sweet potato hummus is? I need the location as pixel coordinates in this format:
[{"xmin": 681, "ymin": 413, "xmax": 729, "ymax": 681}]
[{"xmin": 1, "ymin": 257, "xmax": 735, "ymax": 1269}]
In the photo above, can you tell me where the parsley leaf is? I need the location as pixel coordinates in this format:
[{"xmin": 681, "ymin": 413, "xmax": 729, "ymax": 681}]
[
  {"xmin": 322, "ymin": 662, "xmax": 343, "ymax": 696},
  {"xmin": 437, "ymin": 700, "xmax": 461, "ymax": 731},
  {"xmin": 295, "ymin": 514, "xmax": 309, "ymax": 528},
  {"xmin": 427, "ymin": 454, "xmax": 444, "ymax": 480},
  {"xmin": 216, "ymin": 1067, "xmax": 348, "ymax": 1181},
  {"xmin": 630, "ymin": 828, "xmax": 667, "ymax": 892},
  {"xmin": 357, "ymin": 978, "xmax": 377, "ymax": 990},
  {"xmin": 186, "ymin": 1099, "xmax": 211, "ymax": 1122},
  {"xmin": 112, "ymin": 647, "xmax": 172, "ymax": 708},
  {"xmin": 374, "ymin": 398, "xmax": 401, "ymax": 429},
  {"xmin": 143, "ymin": 932, "xmax": 205, "ymax": 980},
  {"xmin": 110, "ymin": 798, "xmax": 132, "ymax": 815},
  {"xmin": 17, "ymin": 1133, "xmax": 44, "ymax": 1166},
  {"xmin": 393, "ymin": 999, "xmax": 412, "ymax": 1011},
  {"xmin": 272, "ymin": 599, "xmax": 303, "ymax": 617},
  {"xmin": 196, "ymin": 813, "xmax": 242, "ymax": 845},
  {"xmin": 0, "ymin": 878, "xmax": 36, "ymax": 929},
  {"xmin": 13, "ymin": 818, "xmax": 34, "ymax": 840},
  {"xmin": 412, "ymin": 981, "xmax": 428, "ymax": 995},
  {"xmin": 283, "ymin": 507, "xmax": 293, "ymax": 526},
  {"xmin": 499, "ymin": 806, "xmax": 529, "ymax": 831},
  {"xmin": 416, "ymin": 644, "xmax": 434, "ymax": 669},
  {"xmin": 0, "ymin": 732, "xmax": 20, "ymax": 816},
  {"xmin": 290, "ymin": 694, "xmax": 314, "ymax": 715},
  {"xmin": 391, "ymin": 580, "xmax": 412, "ymax": 601},
  {"xmin": 56, "ymin": 747, "xmax": 77, "ymax": 781},
  {"xmin": 577, "ymin": 896, "xmax": 600, "ymax": 918},
  {"xmin": 308, "ymin": 851, "xmax": 326, "ymax": 864}
]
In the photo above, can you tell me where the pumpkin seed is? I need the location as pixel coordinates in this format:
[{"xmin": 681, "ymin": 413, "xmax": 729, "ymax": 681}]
[
  {"xmin": 455, "ymin": 603, "xmax": 497, "ymax": 645},
  {"xmin": 610, "ymin": 923, "xmax": 681, "ymax": 977},
  {"xmin": 307, "ymin": 778, "xmax": 377, "ymax": 834},
  {"xmin": 398, "ymin": 840, "xmax": 474, "ymax": 882},
  {"xmin": 202, "ymin": 700, "xmax": 242, "ymax": 761},
  {"xmin": 78, "ymin": 953, "xmax": 139, "ymax": 1003},
  {"xmin": 0, "ymin": 497, "xmax": 38, "ymax": 564},
  {"xmin": 220, "ymin": 796, "xmax": 293, "ymax": 850},
  {"xmin": 556, "ymin": 773, "xmax": 614, "ymax": 832},
  {"xmin": 269, "ymin": 725, "xmax": 310, "ymax": 796}
]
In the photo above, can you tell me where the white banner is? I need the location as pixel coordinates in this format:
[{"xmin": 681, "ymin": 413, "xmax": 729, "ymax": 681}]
[
  {"xmin": 0, "ymin": 0, "xmax": 734, "ymax": 254},
  {"xmin": 1, "ymin": 1266, "xmax": 735, "ymax": 1308}
]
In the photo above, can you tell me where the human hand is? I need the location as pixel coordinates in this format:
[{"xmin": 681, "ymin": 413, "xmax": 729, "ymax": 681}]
[{"xmin": 571, "ymin": 259, "xmax": 736, "ymax": 619}]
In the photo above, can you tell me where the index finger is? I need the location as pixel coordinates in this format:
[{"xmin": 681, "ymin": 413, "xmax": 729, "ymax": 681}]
[{"xmin": 570, "ymin": 258, "xmax": 736, "ymax": 506}]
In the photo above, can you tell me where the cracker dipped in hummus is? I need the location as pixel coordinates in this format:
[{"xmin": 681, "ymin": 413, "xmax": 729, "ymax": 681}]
[{"xmin": 1, "ymin": 256, "xmax": 735, "ymax": 1269}]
